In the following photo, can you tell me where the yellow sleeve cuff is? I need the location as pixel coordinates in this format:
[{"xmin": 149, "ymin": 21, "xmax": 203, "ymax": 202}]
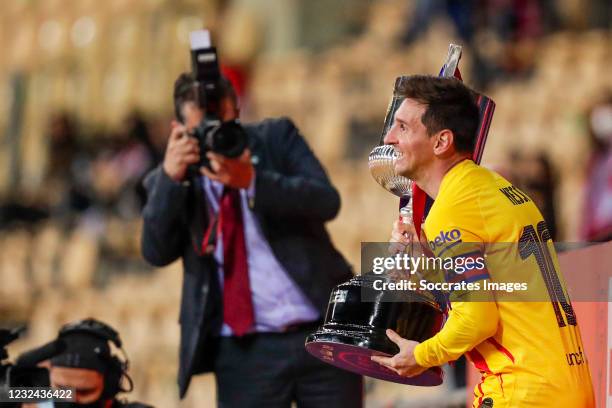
[{"xmin": 413, "ymin": 341, "xmax": 433, "ymax": 368}]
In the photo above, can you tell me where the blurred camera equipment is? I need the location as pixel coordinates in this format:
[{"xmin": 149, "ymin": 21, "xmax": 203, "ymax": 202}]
[
  {"xmin": 1, "ymin": 327, "xmax": 66, "ymax": 408},
  {"xmin": 53, "ymin": 318, "xmax": 133, "ymax": 400},
  {"xmin": 178, "ymin": 29, "xmax": 247, "ymax": 169}
]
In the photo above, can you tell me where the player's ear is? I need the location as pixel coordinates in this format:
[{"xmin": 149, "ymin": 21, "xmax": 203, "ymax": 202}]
[{"xmin": 433, "ymin": 129, "xmax": 454, "ymax": 156}]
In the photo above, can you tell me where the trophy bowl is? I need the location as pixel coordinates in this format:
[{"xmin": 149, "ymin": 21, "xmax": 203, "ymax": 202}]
[{"xmin": 368, "ymin": 143, "xmax": 413, "ymax": 198}]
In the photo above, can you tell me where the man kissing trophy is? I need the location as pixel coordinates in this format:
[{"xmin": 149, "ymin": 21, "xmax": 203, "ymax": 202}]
[{"xmin": 305, "ymin": 44, "xmax": 495, "ymax": 386}]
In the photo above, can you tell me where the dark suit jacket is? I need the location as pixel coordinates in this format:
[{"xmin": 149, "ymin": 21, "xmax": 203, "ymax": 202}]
[{"xmin": 141, "ymin": 118, "xmax": 353, "ymax": 398}]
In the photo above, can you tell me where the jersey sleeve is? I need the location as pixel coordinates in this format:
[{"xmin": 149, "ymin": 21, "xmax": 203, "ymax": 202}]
[
  {"xmin": 414, "ymin": 300, "xmax": 499, "ymax": 367},
  {"xmin": 414, "ymin": 199, "xmax": 499, "ymax": 367}
]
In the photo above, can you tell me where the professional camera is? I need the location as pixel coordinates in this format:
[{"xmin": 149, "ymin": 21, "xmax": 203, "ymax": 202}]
[
  {"xmin": 178, "ymin": 30, "xmax": 248, "ymax": 169},
  {"xmin": 1, "ymin": 327, "xmax": 66, "ymax": 407}
]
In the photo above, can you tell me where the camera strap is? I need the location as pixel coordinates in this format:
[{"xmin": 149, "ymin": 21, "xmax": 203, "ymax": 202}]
[
  {"xmin": 201, "ymin": 215, "xmax": 219, "ymax": 255},
  {"xmin": 198, "ymin": 177, "xmax": 223, "ymax": 256}
]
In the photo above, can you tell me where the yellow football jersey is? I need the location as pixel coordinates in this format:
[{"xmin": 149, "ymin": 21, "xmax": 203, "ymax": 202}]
[{"xmin": 413, "ymin": 159, "xmax": 595, "ymax": 407}]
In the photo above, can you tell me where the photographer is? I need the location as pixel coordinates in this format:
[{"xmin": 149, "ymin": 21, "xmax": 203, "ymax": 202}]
[
  {"xmin": 140, "ymin": 71, "xmax": 362, "ymax": 407},
  {"xmin": 46, "ymin": 318, "xmax": 151, "ymax": 408}
]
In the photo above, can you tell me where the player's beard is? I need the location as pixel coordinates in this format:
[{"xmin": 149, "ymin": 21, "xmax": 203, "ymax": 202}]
[{"xmin": 394, "ymin": 152, "xmax": 416, "ymax": 179}]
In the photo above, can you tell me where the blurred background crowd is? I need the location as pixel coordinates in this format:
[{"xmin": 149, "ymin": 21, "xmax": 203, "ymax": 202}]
[{"xmin": 0, "ymin": 0, "xmax": 610, "ymax": 406}]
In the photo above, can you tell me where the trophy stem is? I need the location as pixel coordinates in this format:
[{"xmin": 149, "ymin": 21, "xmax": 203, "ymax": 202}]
[
  {"xmin": 399, "ymin": 197, "xmax": 414, "ymax": 258},
  {"xmin": 399, "ymin": 196, "xmax": 413, "ymax": 226}
]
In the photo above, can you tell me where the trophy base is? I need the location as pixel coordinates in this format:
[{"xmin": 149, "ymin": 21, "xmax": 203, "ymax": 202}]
[{"xmin": 305, "ymin": 329, "xmax": 443, "ymax": 386}]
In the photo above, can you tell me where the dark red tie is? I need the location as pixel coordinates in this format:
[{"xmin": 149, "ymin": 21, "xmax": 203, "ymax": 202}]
[{"xmin": 220, "ymin": 187, "xmax": 254, "ymax": 336}]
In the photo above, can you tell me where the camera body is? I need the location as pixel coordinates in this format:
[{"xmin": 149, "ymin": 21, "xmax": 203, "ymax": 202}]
[
  {"xmin": 1, "ymin": 328, "xmax": 54, "ymax": 408},
  {"xmin": 185, "ymin": 30, "xmax": 247, "ymax": 168},
  {"xmin": 192, "ymin": 118, "xmax": 248, "ymax": 161}
]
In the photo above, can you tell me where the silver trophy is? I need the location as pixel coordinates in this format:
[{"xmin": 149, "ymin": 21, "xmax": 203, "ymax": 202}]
[{"xmin": 368, "ymin": 145, "xmax": 414, "ymax": 227}]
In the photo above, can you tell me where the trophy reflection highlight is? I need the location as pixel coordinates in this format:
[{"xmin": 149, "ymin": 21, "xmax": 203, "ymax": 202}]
[
  {"xmin": 367, "ymin": 145, "xmax": 413, "ymax": 198},
  {"xmin": 368, "ymin": 144, "xmax": 415, "ymax": 246}
]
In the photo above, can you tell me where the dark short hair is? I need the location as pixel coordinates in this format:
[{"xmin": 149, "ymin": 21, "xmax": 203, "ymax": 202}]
[
  {"xmin": 173, "ymin": 72, "xmax": 198, "ymax": 114},
  {"xmin": 173, "ymin": 72, "xmax": 237, "ymax": 120},
  {"xmin": 396, "ymin": 75, "xmax": 479, "ymax": 153}
]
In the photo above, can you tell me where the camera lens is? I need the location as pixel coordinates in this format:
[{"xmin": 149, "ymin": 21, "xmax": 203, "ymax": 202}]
[{"xmin": 208, "ymin": 120, "xmax": 247, "ymax": 158}]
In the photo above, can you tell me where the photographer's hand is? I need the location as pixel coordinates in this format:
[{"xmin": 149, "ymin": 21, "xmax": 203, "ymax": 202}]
[
  {"xmin": 163, "ymin": 121, "xmax": 201, "ymax": 182},
  {"xmin": 200, "ymin": 150, "xmax": 254, "ymax": 189}
]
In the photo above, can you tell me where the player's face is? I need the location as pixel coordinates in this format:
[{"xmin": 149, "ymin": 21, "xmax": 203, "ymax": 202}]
[
  {"xmin": 50, "ymin": 366, "xmax": 105, "ymax": 404},
  {"xmin": 383, "ymin": 98, "xmax": 435, "ymax": 179}
]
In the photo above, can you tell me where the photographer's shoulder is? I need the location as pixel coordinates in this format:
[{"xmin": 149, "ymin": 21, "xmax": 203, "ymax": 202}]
[
  {"xmin": 271, "ymin": 116, "xmax": 297, "ymax": 133},
  {"xmin": 247, "ymin": 116, "xmax": 296, "ymax": 134}
]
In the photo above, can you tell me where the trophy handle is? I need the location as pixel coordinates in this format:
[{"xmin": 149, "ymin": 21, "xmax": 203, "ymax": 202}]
[{"xmin": 440, "ymin": 43, "xmax": 463, "ymax": 78}]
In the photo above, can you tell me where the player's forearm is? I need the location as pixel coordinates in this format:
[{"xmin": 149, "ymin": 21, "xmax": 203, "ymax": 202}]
[{"xmin": 414, "ymin": 301, "xmax": 498, "ymax": 367}]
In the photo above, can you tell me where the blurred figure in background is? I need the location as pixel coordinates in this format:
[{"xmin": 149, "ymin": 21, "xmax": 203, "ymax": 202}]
[
  {"xmin": 0, "ymin": 112, "xmax": 88, "ymax": 230},
  {"xmin": 400, "ymin": 0, "xmax": 559, "ymax": 89},
  {"xmin": 400, "ymin": 0, "xmax": 475, "ymax": 47},
  {"xmin": 44, "ymin": 112, "xmax": 93, "ymax": 219},
  {"xmin": 141, "ymin": 73, "xmax": 362, "ymax": 407},
  {"xmin": 49, "ymin": 318, "xmax": 152, "ymax": 408},
  {"xmin": 484, "ymin": 0, "xmax": 548, "ymax": 80},
  {"xmin": 90, "ymin": 112, "xmax": 159, "ymax": 220},
  {"xmin": 493, "ymin": 150, "xmax": 559, "ymax": 241},
  {"xmin": 400, "ymin": 0, "xmax": 495, "ymax": 89},
  {"xmin": 582, "ymin": 96, "xmax": 612, "ymax": 242},
  {"xmin": 124, "ymin": 112, "xmax": 164, "ymax": 169},
  {"xmin": 520, "ymin": 152, "xmax": 559, "ymax": 241}
]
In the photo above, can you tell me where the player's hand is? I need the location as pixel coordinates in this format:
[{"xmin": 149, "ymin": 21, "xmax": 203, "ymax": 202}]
[
  {"xmin": 163, "ymin": 121, "xmax": 200, "ymax": 182},
  {"xmin": 200, "ymin": 149, "xmax": 254, "ymax": 189},
  {"xmin": 389, "ymin": 219, "xmax": 418, "ymax": 254},
  {"xmin": 371, "ymin": 329, "xmax": 426, "ymax": 377}
]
